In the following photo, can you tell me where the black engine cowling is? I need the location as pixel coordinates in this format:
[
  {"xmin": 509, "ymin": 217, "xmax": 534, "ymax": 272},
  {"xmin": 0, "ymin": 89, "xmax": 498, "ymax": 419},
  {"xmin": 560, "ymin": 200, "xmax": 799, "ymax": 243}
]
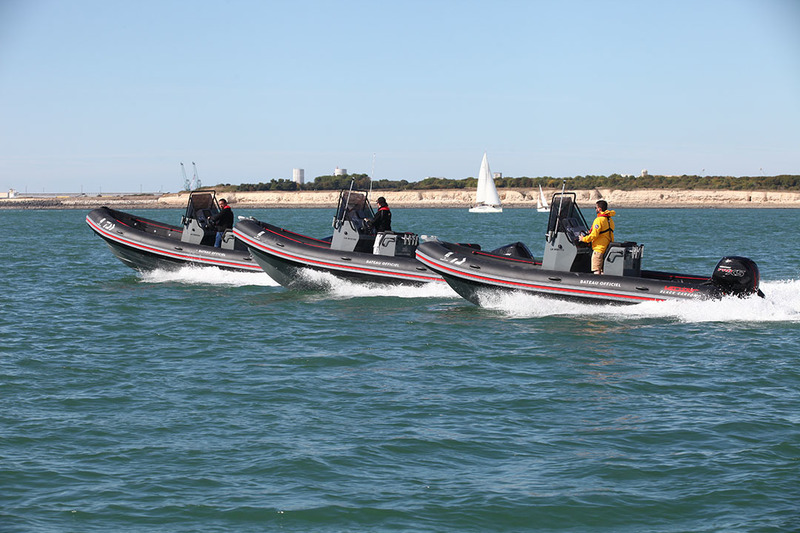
[{"xmin": 711, "ymin": 256, "xmax": 762, "ymax": 297}]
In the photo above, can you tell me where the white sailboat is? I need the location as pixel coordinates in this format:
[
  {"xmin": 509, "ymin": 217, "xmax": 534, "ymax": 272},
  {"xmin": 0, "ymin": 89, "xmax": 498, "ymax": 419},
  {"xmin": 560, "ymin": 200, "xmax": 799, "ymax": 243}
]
[
  {"xmin": 536, "ymin": 184, "xmax": 549, "ymax": 212},
  {"xmin": 469, "ymin": 152, "xmax": 502, "ymax": 213}
]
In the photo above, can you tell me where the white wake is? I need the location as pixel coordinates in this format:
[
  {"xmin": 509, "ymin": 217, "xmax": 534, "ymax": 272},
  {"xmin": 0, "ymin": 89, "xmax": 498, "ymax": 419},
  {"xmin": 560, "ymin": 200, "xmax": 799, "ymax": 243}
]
[
  {"xmin": 295, "ymin": 268, "xmax": 459, "ymax": 299},
  {"xmin": 477, "ymin": 279, "xmax": 800, "ymax": 323},
  {"xmin": 139, "ymin": 265, "xmax": 279, "ymax": 287}
]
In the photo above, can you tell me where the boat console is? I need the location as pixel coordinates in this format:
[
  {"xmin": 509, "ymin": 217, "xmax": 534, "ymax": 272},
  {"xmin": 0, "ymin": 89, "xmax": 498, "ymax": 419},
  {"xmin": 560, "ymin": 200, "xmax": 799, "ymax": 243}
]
[
  {"xmin": 330, "ymin": 190, "xmax": 376, "ymax": 253},
  {"xmin": 180, "ymin": 191, "xmax": 224, "ymax": 247},
  {"xmin": 541, "ymin": 193, "xmax": 592, "ymax": 272}
]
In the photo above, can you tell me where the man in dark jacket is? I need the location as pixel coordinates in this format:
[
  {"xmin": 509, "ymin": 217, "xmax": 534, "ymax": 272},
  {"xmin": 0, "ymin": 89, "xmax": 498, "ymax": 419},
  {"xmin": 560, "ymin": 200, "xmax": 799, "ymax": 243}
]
[
  {"xmin": 209, "ymin": 198, "xmax": 234, "ymax": 247},
  {"xmin": 373, "ymin": 196, "xmax": 392, "ymax": 233}
]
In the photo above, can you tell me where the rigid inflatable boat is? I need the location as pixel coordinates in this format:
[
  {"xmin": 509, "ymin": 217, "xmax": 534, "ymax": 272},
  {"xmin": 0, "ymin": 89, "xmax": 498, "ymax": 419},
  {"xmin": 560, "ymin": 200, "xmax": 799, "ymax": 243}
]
[
  {"xmin": 86, "ymin": 190, "xmax": 260, "ymax": 272},
  {"xmin": 233, "ymin": 187, "xmax": 445, "ymax": 289},
  {"xmin": 415, "ymin": 190, "xmax": 762, "ymax": 306}
]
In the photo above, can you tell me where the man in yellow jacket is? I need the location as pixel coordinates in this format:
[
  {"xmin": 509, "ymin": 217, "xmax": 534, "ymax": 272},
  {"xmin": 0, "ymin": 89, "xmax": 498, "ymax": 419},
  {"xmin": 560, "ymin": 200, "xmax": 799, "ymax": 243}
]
[{"xmin": 579, "ymin": 200, "xmax": 615, "ymax": 274}]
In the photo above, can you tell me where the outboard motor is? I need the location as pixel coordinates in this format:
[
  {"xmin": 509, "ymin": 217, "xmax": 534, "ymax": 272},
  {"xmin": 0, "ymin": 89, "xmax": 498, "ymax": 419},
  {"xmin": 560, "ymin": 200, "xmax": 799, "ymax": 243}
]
[{"xmin": 711, "ymin": 256, "xmax": 762, "ymax": 297}]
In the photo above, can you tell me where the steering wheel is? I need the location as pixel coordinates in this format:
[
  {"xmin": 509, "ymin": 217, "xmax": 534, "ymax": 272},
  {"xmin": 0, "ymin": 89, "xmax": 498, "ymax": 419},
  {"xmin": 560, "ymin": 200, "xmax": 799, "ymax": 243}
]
[
  {"xmin": 571, "ymin": 230, "xmax": 586, "ymax": 245},
  {"xmin": 197, "ymin": 210, "xmax": 214, "ymax": 230}
]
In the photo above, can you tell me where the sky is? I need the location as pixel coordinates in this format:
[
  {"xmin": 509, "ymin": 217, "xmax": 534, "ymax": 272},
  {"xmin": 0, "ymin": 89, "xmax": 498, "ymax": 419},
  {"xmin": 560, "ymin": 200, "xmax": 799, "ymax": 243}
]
[{"xmin": 1, "ymin": 0, "xmax": 798, "ymax": 194}]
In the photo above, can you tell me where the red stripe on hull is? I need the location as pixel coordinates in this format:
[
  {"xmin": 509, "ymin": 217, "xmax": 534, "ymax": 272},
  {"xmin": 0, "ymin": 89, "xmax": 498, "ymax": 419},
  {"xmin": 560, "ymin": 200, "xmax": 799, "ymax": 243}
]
[
  {"xmin": 415, "ymin": 252, "xmax": 664, "ymax": 302},
  {"xmin": 87, "ymin": 216, "xmax": 261, "ymax": 271}
]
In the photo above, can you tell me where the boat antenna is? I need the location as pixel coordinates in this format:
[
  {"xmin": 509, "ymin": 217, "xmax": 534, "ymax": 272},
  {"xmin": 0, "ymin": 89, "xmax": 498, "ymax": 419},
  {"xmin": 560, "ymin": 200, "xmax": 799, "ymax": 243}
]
[
  {"xmin": 340, "ymin": 177, "xmax": 356, "ymax": 225},
  {"xmin": 369, "ymin": 152, "xmax": 376, "ymax": 196},
  {"xmin": 551, "ymin": 180, "xmax": 567, "ymax": 243}
]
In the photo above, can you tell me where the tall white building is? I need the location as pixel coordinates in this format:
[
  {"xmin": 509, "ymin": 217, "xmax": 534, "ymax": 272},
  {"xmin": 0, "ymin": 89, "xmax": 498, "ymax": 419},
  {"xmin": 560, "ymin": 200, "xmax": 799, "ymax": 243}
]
[{"xmin": 293, "ymin": 168, "xmax": 304, "ymax": 185}]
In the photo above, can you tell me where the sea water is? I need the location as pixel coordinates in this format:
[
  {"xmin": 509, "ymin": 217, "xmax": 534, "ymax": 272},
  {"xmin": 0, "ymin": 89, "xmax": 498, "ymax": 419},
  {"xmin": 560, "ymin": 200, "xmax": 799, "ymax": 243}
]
[{"xmin": 1, "ymin": 207, "xmax": 799, "ymax": 532}]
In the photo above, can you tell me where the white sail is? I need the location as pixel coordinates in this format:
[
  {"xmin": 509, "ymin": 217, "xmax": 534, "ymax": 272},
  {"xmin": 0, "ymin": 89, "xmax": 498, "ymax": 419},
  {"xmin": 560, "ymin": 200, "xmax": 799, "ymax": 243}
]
[
  {"xmin": 469, "ymin": 152, "xmax": 502, "ymax": 213},
  {"xmin": 537, "ymin": 184, "xmax": 549, "ymax": 212}
]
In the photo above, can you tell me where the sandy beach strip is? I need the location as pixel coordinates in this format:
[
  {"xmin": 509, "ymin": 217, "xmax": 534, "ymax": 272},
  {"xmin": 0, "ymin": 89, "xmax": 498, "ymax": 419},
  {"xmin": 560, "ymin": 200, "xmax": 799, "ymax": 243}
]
[{"xmin": 3, "ymin": 188, "xmax": 800, "ymax": 209}]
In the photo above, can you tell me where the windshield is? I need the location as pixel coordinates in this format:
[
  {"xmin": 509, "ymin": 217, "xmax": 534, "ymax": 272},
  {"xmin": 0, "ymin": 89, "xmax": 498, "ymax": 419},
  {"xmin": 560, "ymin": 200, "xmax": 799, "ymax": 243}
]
[
  {"xmin": 334, "ymin": 190, "xmax": 375, "ymax": 222},
  {"xmin": 184, "ymin": 191, "xmax": 220, "ymax": 221},
  {"xmin": 546, "ymin": 192, "xmax": 590, "ymax": 238}
]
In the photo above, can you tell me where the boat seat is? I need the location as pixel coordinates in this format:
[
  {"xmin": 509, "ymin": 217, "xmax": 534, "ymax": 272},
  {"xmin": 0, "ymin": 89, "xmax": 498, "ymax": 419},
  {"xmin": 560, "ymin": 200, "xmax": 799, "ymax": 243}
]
[
  {"xmin": 607, "ymin": 241, "xmax": 637, "ymax": 249},
  {"xmin": 603, "ymin": 242, "xmax": 638, "ymax": 262},
  {"xmin": 603, "ymin": 242, "xmax": 643, "ymax": 276}
]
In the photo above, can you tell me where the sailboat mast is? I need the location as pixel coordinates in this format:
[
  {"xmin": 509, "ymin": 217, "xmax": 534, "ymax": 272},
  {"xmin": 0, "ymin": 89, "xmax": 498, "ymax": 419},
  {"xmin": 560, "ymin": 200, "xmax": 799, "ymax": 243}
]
[{"xmin": 369, "ymin": 152, "xmax": 375, "ymax": 196}]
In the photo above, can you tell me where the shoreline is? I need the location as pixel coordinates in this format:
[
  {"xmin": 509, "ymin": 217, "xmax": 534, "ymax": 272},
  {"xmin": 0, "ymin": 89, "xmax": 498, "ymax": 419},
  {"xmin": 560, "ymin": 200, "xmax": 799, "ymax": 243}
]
[{"xmin": 3, "ymin": 188, "xmax": 800, "ymax": 209}]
